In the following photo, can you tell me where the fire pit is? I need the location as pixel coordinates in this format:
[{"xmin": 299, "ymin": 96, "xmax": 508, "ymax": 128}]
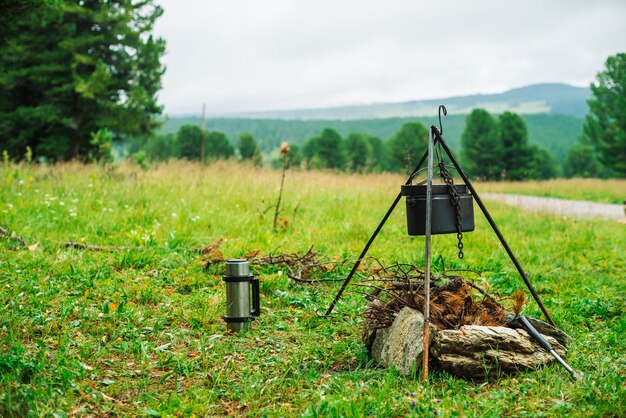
[{"xmin": 361, "ymin": 275, "xmax": 571, "ymax": 378}]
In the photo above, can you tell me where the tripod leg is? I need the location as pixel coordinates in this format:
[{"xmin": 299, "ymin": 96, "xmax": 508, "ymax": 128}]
[{"xmin": 324, "ymin": 149, "xmax": 430, "ymax": 316}]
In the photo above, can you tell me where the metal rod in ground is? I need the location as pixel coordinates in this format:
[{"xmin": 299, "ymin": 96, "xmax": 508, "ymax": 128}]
[
  {"xmin": 422, "ymin": 126, "xmax": 435, "ymax": 384},
  {"xmin": 518, "ymin": 315, "xmax": 579, "ymax": 380},
  {"xmin": 434, "ymin": 130, "xmax": 555, "ymax": 327},
  {"xmin": 324, "ymin": 149, "xmax": 430, "ymax": 316}
]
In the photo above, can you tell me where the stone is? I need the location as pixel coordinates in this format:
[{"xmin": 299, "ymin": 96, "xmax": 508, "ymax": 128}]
[
  {"xmin": 370, "ymin": 307, "xmax": 437, "ymax": 376},
  {"xmin": 505, "ymin": 313, "xmax": 572, "ymax": 346},
  {"xmin": 430, "ymin": 325, "xmax": 568, "ymax": 378}
]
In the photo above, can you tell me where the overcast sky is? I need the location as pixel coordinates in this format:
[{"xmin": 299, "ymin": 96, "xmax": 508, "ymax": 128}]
[{"xmin": 153, "ymin": 0, "xmax": 626, "ymax": 116}]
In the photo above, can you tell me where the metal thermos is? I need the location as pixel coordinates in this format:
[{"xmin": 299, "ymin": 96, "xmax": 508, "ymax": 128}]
[{"xmin": 223, "ymin": 259, "xmax": 260, "ymax": 332}]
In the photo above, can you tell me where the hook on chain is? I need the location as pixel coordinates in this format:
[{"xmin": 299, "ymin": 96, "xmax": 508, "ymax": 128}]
[{"xmin": 438, "ymin": 105, "xmax": 447, "ymax": 135}]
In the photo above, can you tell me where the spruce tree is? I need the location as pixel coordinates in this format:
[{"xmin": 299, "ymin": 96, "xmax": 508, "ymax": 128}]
[
  {"xmin": 582, "ymin": 53, "xmax": 626, "ymax": 176},
  {"xmin": 345, "ymin": 132, "xmax": 373, "ymax": 172},
  {"xmin": 498, "ymin": 111, "xmax": 535, "ymax": 180},
  {"xmin": 460, "ymin": 109, "xmax": 503, "ymax": 180},
  {"xmin": 303, "ymin": 128, "xmax": 345, "ymax": 170},
  {"xmin": 238, "ymin": 132, "xmax": 262, "ymax": 165},
  {"xmin": 0, "ymin": 0, "xmax": 165, "ymax": 161},
  {"xmin": 206, "ymin": 131, "xmax": 234, "ymax": 160},
  {"xmin": 386, "ymin": 122, "xmax": 428, "ymax": 172}
]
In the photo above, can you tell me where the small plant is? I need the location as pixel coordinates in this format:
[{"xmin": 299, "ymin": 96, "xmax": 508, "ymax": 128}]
[
  {"xmin": 2, "ymin": 150, "xmax": 9, "ymax": 166},
  {"xmin": 132, "ymin": 150, "xmax": 150, "ymax": 170},
  {"xmin": 273, "ymin": 142, "xmax": 290, "ymax": 230},
  {"xmin": 90, "ymin": 128, "xmax": 114, "ymax": 165},
  {"xmin": 24, "ymin": 146, "xmax": 33, "ymax": 164},
  {"xmin": 512, "ymin": 289, "xmax": 526, "ymax": 316}
]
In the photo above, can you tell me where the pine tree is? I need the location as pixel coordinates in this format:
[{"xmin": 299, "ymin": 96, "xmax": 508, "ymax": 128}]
[
  {"xmin": 0, "ymin": 0, "xmax": 165, "ymax": 161},
  {"xmin": 303, "ymin": 128, "xmax": 345, "ymax": 170},
  {"xmin": 386, "ymin": 122, "xmax": 428, "ymax": 172},
  {"xmin": 581, "ymin": 53, "xmax": 626, "ymax": 176},
  {"xmin": 460, "ymin": 109, "xmax": 503, "ymax": 180},
  {"xmin": 345, "ymin": 132, "xmax": 373, "ymax": 172},
  {"xmin": 563, "ymin": 144, "xmax": 603, "ymax": 178},
  {"xmin": 206, "ymin": 131, "xmax": 234, "ymax": 160},
  {"xmin": 498, "ymin": 111, "xmax": 535, "ymax": 180},
  {"xmin": 177, "ymin": 125, "xmax": 202, "ymax": 160},
  {"xmin": 528, "ymin": 145, "xmax": 559, "ymax": 179},
  {"xmin": 238, "ymin": 132, "xmax": 262, "ymax": 165}
]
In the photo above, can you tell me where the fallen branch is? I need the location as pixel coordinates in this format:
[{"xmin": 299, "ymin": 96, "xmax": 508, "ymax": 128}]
[
  {"xmin": 1, "ymin": 224, "xmax": 147, "ymax": 252},
  {"xmin": 0, "ymin": 225, "xmax": 27, "ymax": 248},
  {"xmin": 64, "ymin": 242, "xmax": 137, "ymax": 252},
  {"xmin": 287, "ymin": 274, "xmax": 344, "ymax": 283}
]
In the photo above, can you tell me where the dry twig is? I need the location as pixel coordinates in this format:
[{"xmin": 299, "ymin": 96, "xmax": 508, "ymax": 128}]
[
  {"xmin": 360, "ymin": 260, "xmax": 508, "ymax": 342},
  {"xmin": 0, "ymin": 225, "xmax": 28, "ymax": 248},
  {"xmin": 64, "ymin": 242, "xmax": 136, "ymax": 252}
]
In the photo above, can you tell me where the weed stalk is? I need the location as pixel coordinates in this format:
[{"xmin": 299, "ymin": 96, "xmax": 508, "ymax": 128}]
[{"xmin": 273, "ymin": 143, "xmax": 290, "ymax": 230}]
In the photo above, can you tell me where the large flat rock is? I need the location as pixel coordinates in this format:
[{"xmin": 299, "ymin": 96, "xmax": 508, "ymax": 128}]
[{"xmin": 430, "ymin": 325, "xmax": 567, "ymax": 378}]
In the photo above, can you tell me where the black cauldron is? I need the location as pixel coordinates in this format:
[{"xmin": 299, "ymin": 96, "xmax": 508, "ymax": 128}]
[{"xmin": 400, "ymin": 184, "xmax": 475, "ymax": 236}]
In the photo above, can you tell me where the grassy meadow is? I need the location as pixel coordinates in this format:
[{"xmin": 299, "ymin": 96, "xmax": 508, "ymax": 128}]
[{"xmin": 1, "ymin": 161, "xmax": 625, "ymax": 417}]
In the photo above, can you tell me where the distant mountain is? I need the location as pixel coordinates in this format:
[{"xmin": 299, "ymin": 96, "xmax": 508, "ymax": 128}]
[{"xmin": 223, "ymin": 83, "xmax": 590, "ymax": 120}]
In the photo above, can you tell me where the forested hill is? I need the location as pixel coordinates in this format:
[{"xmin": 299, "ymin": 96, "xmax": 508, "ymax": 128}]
[
  {"xmin": 160, "ymin": 83, "xmax": 589, "ymax": 162},
  {"xmin": 160, "ymin": 113, "xmax": 583, "ymax": 163},
  {"xmin": 214, "ymin": 83, "xmax": 590, "ymax": 120}
]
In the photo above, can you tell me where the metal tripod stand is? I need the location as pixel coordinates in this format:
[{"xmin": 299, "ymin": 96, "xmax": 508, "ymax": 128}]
[{"xmin": 324, "ymin": 108, "xmax": 556, "ymax": 381}]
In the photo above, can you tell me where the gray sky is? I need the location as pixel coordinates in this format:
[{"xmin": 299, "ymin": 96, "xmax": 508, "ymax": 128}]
[{"xmin": 153, "ymin": 0, "xmax": 626, "ymax": 116}]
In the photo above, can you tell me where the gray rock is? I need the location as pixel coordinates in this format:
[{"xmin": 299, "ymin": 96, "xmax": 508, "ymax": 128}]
[
  {"xmin": 505, "ymin": 313, "xmax": 572, "ymax": 346},
  {"xmin": 430, "ymin": 325, "xmax": 568, "ymax": 378},
  {"xmin": 370, "ymin": 307, "xmax": 437, "ymax": 376}
]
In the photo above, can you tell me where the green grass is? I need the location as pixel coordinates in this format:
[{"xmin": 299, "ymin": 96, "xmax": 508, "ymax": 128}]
[
  {"xmin": 478, "ymin": 178, "xmax": 626, "ymax": 204},
  {"xmin": 1, "ymin": 161, "xmax": 625, "ymax": 416}
]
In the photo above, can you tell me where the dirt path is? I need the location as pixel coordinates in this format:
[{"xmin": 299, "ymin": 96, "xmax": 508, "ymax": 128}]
[{"xmin": 482, "ymin": 193, "xmax": 625, "ymax": 221}]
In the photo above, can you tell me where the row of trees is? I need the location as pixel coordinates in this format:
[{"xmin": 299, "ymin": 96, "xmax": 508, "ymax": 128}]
[
  {"xmin": 147, "ymin": 115, "xmax": 559, "ymax": 180},
  {"xmin": 130, "ymin": 125, "xmax": 269, "ymax": 167},
  {"xmin": 140, "ymin": 121, "xmax": 430, "ymax": 174}
]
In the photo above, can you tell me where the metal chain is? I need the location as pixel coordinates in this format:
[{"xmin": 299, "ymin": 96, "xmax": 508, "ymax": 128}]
[{"xmin": 438, "ymin": 161, "xmax": 464, "ymax": 259}]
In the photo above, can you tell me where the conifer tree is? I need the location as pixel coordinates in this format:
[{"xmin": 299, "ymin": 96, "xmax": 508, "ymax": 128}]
[
  {"xmin": 498, "ymin": 111, "xmax": 535, "ymax": 180},
  {"xmin": 345, "ymin": 132, "xmax": 373, "ymax": 172},
  {"xmin": 563, "ymin": 144, "xmax": 602, "ymax": 178},
  {"xmin": 582, "ymin": 53, "xmax": 626, "ymax": 176},
  {"xmin": 303, "ymin": 128, "xmax": 345, "ymax": 170},
  {"xmin": 177, "ymin": 125, "xmax": 203, "ymax": 160},
  {"xmin": 206, "ymin": 131, "xmax": 234, "ymax": 160},
  {"xmin": 238, "ymin": 132, "xmax": 262, "ymax": 165},
  {"xmin": 386, "ymin": 122, "xmax": 428, "ymax": 172},
  {"xmin": 460, "ymin": 109, "xmax": 503, "ymax": 180},
  {"xmin": 0, "ymin": 0, "xmax": 165, "ymax": 161}
]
